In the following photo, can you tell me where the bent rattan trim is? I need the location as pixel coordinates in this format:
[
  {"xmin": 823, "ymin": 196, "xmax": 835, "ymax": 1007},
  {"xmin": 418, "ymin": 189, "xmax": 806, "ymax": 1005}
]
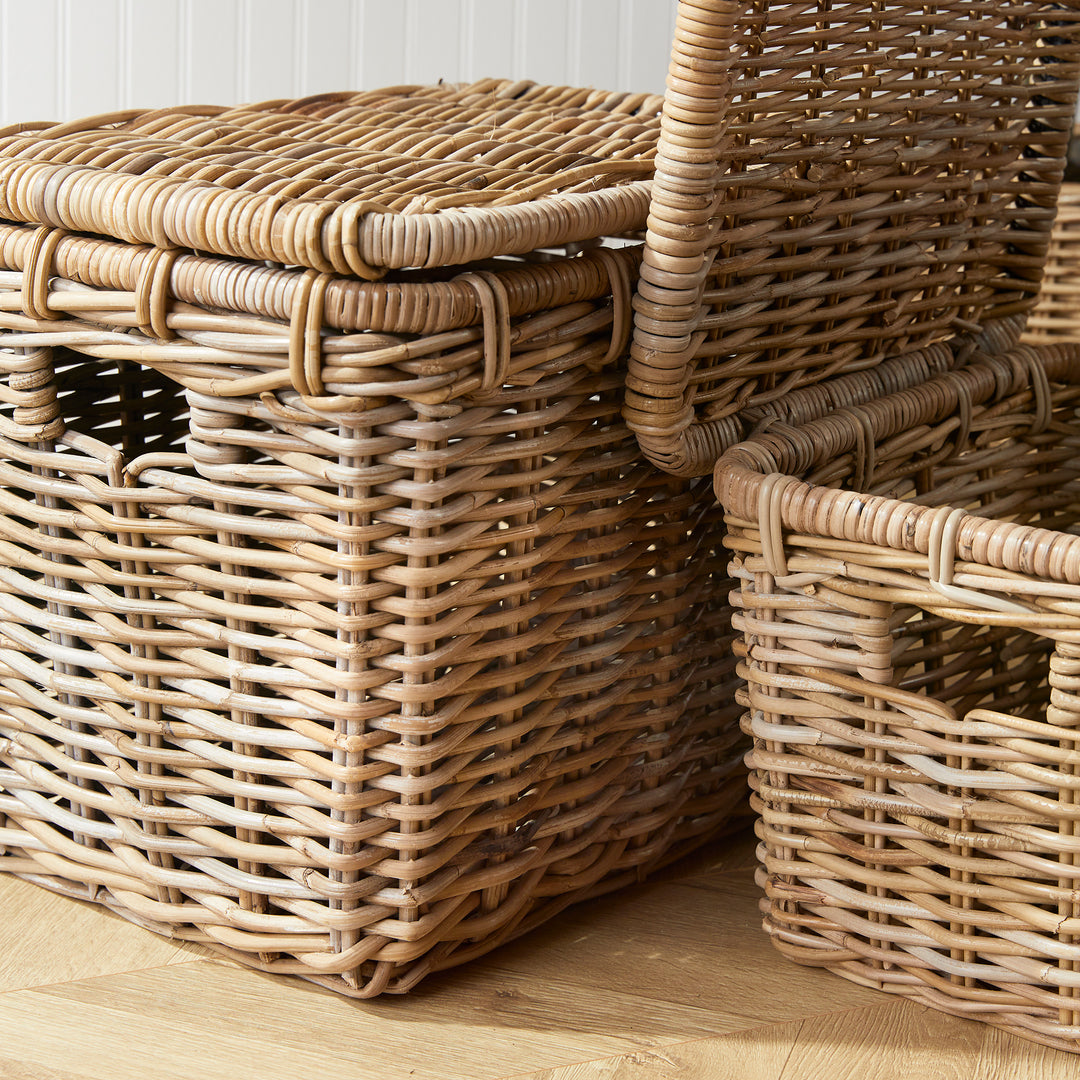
[{"xmin": 0, "ymin": 81, "xmax": 663, "ymax": 279}]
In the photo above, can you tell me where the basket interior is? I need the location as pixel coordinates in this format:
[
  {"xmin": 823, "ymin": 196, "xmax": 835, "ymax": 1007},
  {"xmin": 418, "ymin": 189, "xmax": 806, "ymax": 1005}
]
[{"xmin": 798, "ymin": 381, "xmax": 1080, "ymax": 721}]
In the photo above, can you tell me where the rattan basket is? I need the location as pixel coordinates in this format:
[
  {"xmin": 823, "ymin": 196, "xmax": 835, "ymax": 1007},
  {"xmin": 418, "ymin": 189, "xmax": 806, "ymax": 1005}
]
[
  {"xmin": 715, "ymin": 346, "xmax": 1080, "ymax": 1053},
  {"xmin": 0, "ymin": 76, "xmax": 756, "ymax": 997},
  {"xmin": 1, "ymin": 0, "xmax": 1080, "ymax": 1001}
]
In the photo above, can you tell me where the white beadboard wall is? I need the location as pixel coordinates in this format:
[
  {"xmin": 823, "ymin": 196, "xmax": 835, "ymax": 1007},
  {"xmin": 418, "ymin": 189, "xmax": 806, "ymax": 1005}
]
[{"xmin": 0, "ymin": 0, "xmax": 678, "ymax": 124}]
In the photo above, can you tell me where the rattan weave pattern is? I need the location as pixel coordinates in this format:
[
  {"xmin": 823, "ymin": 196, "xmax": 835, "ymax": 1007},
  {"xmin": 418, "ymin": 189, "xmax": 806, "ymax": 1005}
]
[
  {"xmin": 0, "ymin": 225, "xmax": 1009, "ymax": 997},
  {"xmin": 0, "ymin": 70, "xmax": 748, "ymax": 996},
  {"xmin": 628, "ymin": 0, "xmax": 1080, "ymax": 476},
  {"xmin": 715, "ymin": 346, "xmax": 1080, "ymax": 1052},
  {"xmin": 0, "ymin": 300, "xmax": 745, "ymax": 997},
  {"xmin": 0, "ymin": 80, "xmax": 662, "ymax": 278}
]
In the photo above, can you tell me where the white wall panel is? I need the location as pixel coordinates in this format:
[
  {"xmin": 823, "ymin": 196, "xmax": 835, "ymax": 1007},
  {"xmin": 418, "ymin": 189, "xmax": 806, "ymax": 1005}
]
[
  {"xmin": 1, "ymin": 0, "xmax": 61, "ymax": 122},
  {"xmin": 571, "ymin": 0, "xmax": 621, "ymax": 91},
  {"xmin": 519, "ymin": 0, "xmax": 570, "ymax": 87},
  {"xmin": 462, "ymin": 0, "xmax": 516, "ymax": 84},
  {"xmin": 61, "ymin": 0, "xmax": 123, "ymax": 119},
  {"xmin": 355, "ymin": 0, "xmax": 408, "ymax": 92},
  {"xmin": 128, "ymin": 0, "xmax": 182, "ymax": 110},
  {"xmin": 0, "ymin": 0, "xmax": 677, "ymax": 124},
  {"xmin": 405, "ymin": 0, "xmax": 465, "ymax": 84},
  {"xmin": 298, "ymin": 0, "xmax": 356, "ymax": 96},
  {"xmin": 185, "ymin": 0, "xmax": 242, "ymax": 106},
  {"xmin": 243, "ymin": 0, "xmax": 299, "ymax": 100}
]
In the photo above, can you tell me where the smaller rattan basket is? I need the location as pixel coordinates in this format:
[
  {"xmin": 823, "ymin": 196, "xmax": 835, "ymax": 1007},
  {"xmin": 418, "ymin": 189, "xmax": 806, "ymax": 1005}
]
[{"xmin": 715, "ymin": 345, "xmax": 1080, "ymax": 1053}]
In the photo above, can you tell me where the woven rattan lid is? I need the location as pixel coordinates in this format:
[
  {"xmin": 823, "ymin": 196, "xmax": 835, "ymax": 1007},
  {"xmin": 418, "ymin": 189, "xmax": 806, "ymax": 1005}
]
[
  {"xmin": 0, "ymin": 80, "xmax": 662, "ymax": 280},
  {"xmin": 626, "ymin": 0, "xmax": 1080, "ymax": 477}
]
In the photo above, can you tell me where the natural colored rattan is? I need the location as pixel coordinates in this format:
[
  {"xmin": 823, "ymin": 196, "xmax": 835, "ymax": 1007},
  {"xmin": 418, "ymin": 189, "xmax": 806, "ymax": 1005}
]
[
  {"xmin": 0, "ymin": 73, "xmax": 743, "ymax": 997},
  {"xmin": 0, "ymin": 264, "xmax": 748, "ymax": 996},
  {"xmin": 0, "ymin": 80, "xmax": 661, "ymax": 278},
  {"xmin": 1023, "ymin": 181, "xmax": 1080, "ymax": 345},
  {"xmin": 3, "ymin": 0, "xmax": 1080, "ymax": 1005},
  {"xmin": 628, "ymin": 0, "xmax": 1080, "ymax": 476},
  {"xmin": 715, "ymin": 346, "xmax": 1080, "ymax": 1053}
]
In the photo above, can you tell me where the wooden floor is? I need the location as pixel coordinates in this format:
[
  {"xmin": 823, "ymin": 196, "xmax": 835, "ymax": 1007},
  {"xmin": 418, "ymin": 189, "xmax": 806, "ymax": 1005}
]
[{"xmin": 2, "ymin": 826, "xmax": 1076, "ymax": 1079}]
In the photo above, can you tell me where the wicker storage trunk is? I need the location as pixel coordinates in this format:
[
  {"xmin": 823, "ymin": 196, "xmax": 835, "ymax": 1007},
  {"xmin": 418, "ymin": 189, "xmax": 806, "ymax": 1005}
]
[
  {"xmin": 0, "ymin": 81, "xmax": 760, "ymax": 998},
  {"xmin": 715, "ymin": 347, "xmax": 1080, "ymax": 1052}
]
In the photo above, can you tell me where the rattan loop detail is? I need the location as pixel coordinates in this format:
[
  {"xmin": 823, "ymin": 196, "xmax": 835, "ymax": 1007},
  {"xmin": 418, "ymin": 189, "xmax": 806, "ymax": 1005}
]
[
  {"xmin": 21, "ymin": 226, "xmax": 65, "ymax": 322},
  {"xmin": 288, "ymin": 270, "xmax": 331, "ymax": 398},
  {"xmin": 335, "ymin": 201, "xmax": 393, "ymax": 281},
  {"xmin": 758, "ymin": 472, "xmax": 798, "ymax": 581},
  {"xmin": 1026, "ymin": 349, "xmax": 1053, "ymax": 435},
  {"xmin": 3, "ymin": 345, "xmax": 62, "ymax": 442},
  {"xmin": 926, "ymin": 506, "xmax": 1028, "ymax": 616},
  {"xmin": 844, "ymin": 406, "xmax": 876, "ymax": 494},
  {"xmin": 461, "ymin": 271, "xmax": 512, "ymax": 394},
  {"xmin": 943, "ymin": 371, "xmax": 973, "ymax": 455},
  {"xmin": 593, "ymin": 248, "xmax": 634, "ymax": 369},
  {"xmin": 134, "ymin": 247, "xmax": 179, "ymax": 341}
]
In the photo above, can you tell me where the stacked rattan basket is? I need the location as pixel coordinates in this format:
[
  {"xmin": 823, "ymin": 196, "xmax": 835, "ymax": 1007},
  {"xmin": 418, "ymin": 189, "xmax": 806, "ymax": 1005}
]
[{"xmin": 5, "ymin": 0, "xmax": 1080, "ymax": 1053}]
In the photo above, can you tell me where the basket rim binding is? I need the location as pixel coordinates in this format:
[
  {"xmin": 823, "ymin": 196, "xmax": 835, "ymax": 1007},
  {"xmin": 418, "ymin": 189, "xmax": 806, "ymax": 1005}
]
[{"xmin": 714, "ymin": 343, "xmax": 1080, "ymax": 592}]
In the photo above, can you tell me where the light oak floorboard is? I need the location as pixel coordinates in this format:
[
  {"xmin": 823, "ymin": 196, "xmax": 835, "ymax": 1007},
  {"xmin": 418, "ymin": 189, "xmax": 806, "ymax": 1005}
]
[
  {"xmin": 481, "ymin": 875, "xmax": 880, "ymax": 1023},
  {"xmin": 15, "ymin": 959, "xmax": 707, "ymax": 1080},
  {"xmin": 778, "ymin": 1000, "xmax": 985, "ymax": 1080},
  {"xmin": 654, "ymin": 826, "xmax": 761, "ymax": 885},
  {"xmin": 973, "ymin": 1024, "xmax": 1080, "ymax": 1079},
  {"xmin": 0, "ymin": 875, "xmax": 206, "ymax": 993},
  {"xmin": 501, "ymin": 1020, "xmax": 803, "ymax": 1080},
  {"xmin": 2, "ymin": 828, "xmax": 1079, "ymax": 1078}
]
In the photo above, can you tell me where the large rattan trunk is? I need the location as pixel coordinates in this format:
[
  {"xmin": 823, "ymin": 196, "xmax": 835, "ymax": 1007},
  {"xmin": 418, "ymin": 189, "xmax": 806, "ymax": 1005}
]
[
  {"xmin": 0, "ymin": 280, "xmax": 748, "ymax": 998},
  {"xmin": 0, "ymin": 74, "xmax": 761, "ymax": 996}
]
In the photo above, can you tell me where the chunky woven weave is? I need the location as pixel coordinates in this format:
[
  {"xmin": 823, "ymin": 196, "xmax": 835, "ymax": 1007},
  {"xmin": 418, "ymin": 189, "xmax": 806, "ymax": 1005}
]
[
  {"xmin": 0, "ymin": 80, "xmax": 661, "ymax": 278},
  {"xmin": 716, "ymin": 346, "xmax": 1080, "ymax": 1053},
  {"xmin": 0, "ymin": 255, "xmax": 750, "ymax": 995},
  {"xmin": 0, "ymin": 69, "xmax": 751, "ymax": 996},
  {"xmin": 628, "ymin": 0, "xmax": 1080, "ymax": 476}
]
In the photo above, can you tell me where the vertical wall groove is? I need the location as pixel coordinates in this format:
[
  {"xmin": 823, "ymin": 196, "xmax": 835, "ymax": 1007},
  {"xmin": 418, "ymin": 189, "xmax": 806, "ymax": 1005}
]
[
  {"xmin": 57, "ymin": 0, "xmax": 68, "ymax": 119},
  {"xmin": 0, "ymin": 0, "xmax": 676, "ymax": 123}
]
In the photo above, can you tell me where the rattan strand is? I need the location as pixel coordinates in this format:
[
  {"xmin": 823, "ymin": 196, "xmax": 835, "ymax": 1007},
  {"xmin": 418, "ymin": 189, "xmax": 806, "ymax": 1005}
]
[
  {"xmin": 628, "ymin": 0, "xmax": 1080, "ymax": 475},
  {"xmin": 715, "ymin": 347, "xmax": 1080, "ymax": 1053}
]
